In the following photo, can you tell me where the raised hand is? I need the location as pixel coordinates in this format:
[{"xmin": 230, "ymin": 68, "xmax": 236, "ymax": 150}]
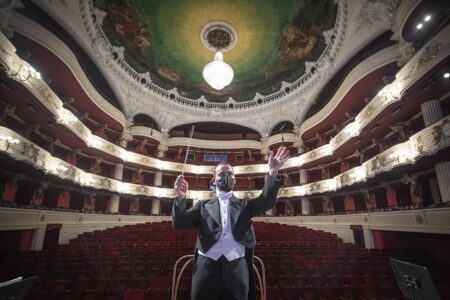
[
  {"xmin": 268, "ymin": 146, "xmax": 290, "ymax": 176},
  {"xmin": 174, "ymin": 175, "xmax": 189, "ymax": 200}
]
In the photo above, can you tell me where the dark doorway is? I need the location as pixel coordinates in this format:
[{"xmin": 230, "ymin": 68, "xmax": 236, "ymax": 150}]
[
  {"xmin": 351, "ymin": 225, "xmax": 365, "ymax": 248},
  {"xmin": 43, "ymin": 224, "xmax": 61, "ymax": 250}
]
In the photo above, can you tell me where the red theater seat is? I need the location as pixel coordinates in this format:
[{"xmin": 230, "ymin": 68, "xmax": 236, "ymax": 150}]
[
  {"xmin": 279, "ymin": 286, "xmax": 299, "ymax": 300},
  {"xmin": 266, "ymin": 286, "xmax": 281, "ymax": 299},
  {"xmin": 320, "ymin": 287, "xmax": 343, "ymax": 300},
  {"xmin": 300, "ymin": 287, "xmax": 321, "ymax": 300},
  {"xmin": 124, "ymin": 289, "xmax": 146, "ymax": 300},
  {"xmin": 91, "ymin": 279, "xmax": 109, "ymax": 291},
  {"xmin": 78, "ymin": 290, "xmax": 102, "ymax": 300},
  {"xmin": 341, "ymin": 287, "xmax": 360, "ymax": 300},
  {"xmin": 144, "ymin": 288, "xmax": 170, "ymax": 300},
  {"xmin": 45, "ymin": 279, "xmax": 71, "ymax": 293},
  {"xmin": 51, "ymin": 291, "xmax": 76, "ymax": 300},
  {"xmin": 359, "ymin": 287, "xmax": 381, "ymax": 300},
  {"xmin": 70, "ymin": 279, "xmax": 90, "ymax": 291},
  {"xmin": 103, "ymin": 290, "xmax": 124, "ymax": 300}
]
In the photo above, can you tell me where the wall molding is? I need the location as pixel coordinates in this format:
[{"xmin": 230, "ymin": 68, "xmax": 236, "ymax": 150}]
[{"xmin": 1, "ymin": 207, "xmax": 448, "ymax": 250}]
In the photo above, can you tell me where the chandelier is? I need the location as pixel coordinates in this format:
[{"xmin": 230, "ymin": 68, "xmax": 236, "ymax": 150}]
[
  {"xmin": 200, "ymin": 22, "xmax": 237, "ymax": 90},
  {"xmin": 202, "ymin": 51, "xmax": 234, "ymax": 90}
]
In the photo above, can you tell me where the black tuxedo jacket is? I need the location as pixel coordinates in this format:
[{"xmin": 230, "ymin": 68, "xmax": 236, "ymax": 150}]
[
  {"xmin": 172, "ymin": 174, "xmax": 281, "ymax": 300},
  {"xmin": 172, "ymin": 174, "xmax": 282, "ymax": 253}
]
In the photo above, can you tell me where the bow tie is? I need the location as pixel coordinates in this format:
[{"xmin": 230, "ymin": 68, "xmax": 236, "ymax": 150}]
[{"xmin": 218, "ymin": 193, "xmax": 232, "ymax": 201}]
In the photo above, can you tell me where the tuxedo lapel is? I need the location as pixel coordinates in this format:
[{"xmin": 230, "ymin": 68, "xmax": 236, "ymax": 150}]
[
  {"xmin": 205, "ymin": 197, "xmax": 221, "ymax": 226},
  {"xmin": 230, "ymin": 196, "xmax": 243, "ymax": 228}
]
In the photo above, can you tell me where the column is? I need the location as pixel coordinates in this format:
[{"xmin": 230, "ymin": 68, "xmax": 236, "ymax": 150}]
[
  {"xmin": 109, "ymin": 128, "xmax": 132, "ymax": 213},
  {"xmin": 113, "ymin": 163, "xmax": 124, "ymax": 180},
  {"xmin": 157, "ymin": 132, "xmax": 169, "ymax": 158},
  {"xmin": 108, "ymin": 159, "xmax": 123, "ymax": 214},
  {"xmin": 301, "ymin": 198, "xmax": 310, "ymax": 215},
  {"xmin": 109, "ymin": 195, "xmax": 120, "ymax": 214},
  {"xmin": 154, "ymin": 171, "xmax": 162, "ymax": 186},
  {"xmin": 151, "ymin": 171, "xmax": 163, "ymax": 215},
  {"xmin": 31, "ymin": 228, "xmax": 46, "ymax": 251},
  {"xmin": 293, "ymin": 126, "xmax": 305, "ymax": 154},
  {"xmin": 435, "ymin": 162, "xmax": 450, "ymax": 203},
  {"xmin": 109, "ymin": 162, "xmax": 124, "ymax": 213},
  {"xmin": 151, "ymin": 198, "xmax": 161, "ymax": 215},
  {"xmin": 299, "ymin": 169, "xmax": 307, "ymax": 185},
  {"xmin": 260, "ymin": 135, "xmax": 270, "ymax": 161},
  {"xmin": 421, "ymin": 99, "xmax": 443, "ymax": 126}
]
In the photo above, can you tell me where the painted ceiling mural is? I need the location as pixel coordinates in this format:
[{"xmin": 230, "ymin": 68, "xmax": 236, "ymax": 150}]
[{"xmin": 94, "ymin": 0, "xmax": 337, "ymax": 103}]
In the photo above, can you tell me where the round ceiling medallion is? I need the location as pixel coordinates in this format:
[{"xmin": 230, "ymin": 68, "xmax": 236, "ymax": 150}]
[{"xmin": 200, "ymin": 21, "xmax": 238, "ymax": 52}]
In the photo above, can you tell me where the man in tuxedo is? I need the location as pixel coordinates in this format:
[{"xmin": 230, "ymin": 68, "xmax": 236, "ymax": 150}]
[{"xmin": 172, "ymin": 146, "xmax": 290, "ymax": 300}]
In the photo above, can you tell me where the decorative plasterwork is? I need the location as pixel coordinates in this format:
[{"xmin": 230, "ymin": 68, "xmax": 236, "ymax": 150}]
[
  {"xmin": 131, "ymin": 126, "xmax": 296, "ymax": 151},
  {"xmin": 2, "ymin": 208, "xmax": 449, "ymax": 238},
  {"xmin": 79, "ymin": 0, "xmax": 346, "ymax": 108},
  {"xmin": 1, "ymin": 24, "xmax": 449, "ymax": 176},
  {"xmin": 168, "ymin": 137, "xmax": 264, "ymax": 151},
  {"xmin": 299, "ymin": 45, "xmax": 400, "ymax": 134},
  {"xmin": 70, "ymin": 0, "xmax": 376, "ymax": 133},
  {"xmin": 200, "ymin": 21, "xmax": 238, "ymax": 52},
  {"xmin": 1, "ymin": 115, "xmax": 449, "ymax": 200},
  {"xmin": 7, "ymin": 13, "xmax": 127, "ymax": 129},
  {"xmin": 6, "ymin": 0, "xmax": 399, "ymax": 134},
  {"xmin": 353, "ymin": 0, "xmax": 399, "ymax": 32},
  {"xmin": 264, "ymin": 207, "xmax": 450, "ymax": 235}
]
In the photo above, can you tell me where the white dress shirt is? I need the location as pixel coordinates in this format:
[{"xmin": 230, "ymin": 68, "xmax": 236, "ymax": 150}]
[{"xmin": 198, "ymin": 190, "xmax": 245, "ymax": 261}]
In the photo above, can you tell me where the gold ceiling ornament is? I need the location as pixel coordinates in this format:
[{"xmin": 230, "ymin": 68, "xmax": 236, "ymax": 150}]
[
  {"xmin": 201, "ymin": 22, "xmax": 237, "ymax": 90},
  {"xmin": 200, "ymin": 21, "xmax": 238, "ymax": 53}
]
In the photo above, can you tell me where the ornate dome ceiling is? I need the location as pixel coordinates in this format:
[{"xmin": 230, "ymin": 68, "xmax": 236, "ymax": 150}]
[
  {"xmin": 93, "ymin": 0, "xmax": 337, "ymax": 103},
  {"xmin": 4, "ymin": 0, "xmax": 401, "ymax": 135}
]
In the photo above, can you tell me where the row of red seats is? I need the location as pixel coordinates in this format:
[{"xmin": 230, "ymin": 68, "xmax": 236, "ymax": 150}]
[
  {"xmin": 0, "ymin": 221, "xmax": 446, "ymax": 299},
  {"xmin": 26, "ymin": 288, "xmax": 170, "ymax": 300},
  {"xmin": 265, "ymin": 286, "xmax": 408, "ymax": 300}
]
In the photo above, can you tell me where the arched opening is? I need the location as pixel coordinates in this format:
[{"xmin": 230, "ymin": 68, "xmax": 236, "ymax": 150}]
[
  {"xmin": 270, "ymin": 121, "xmax": 294, "ymax": 136},
  {"xmin": 133, "ymin": 114, "xmax": 160, "ymax": 131}
]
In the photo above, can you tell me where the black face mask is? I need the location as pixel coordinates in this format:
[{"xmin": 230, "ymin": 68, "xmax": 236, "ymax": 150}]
[{"xmin": 216, "ymin": 175, "xmax": 235, "ymax": 192}]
